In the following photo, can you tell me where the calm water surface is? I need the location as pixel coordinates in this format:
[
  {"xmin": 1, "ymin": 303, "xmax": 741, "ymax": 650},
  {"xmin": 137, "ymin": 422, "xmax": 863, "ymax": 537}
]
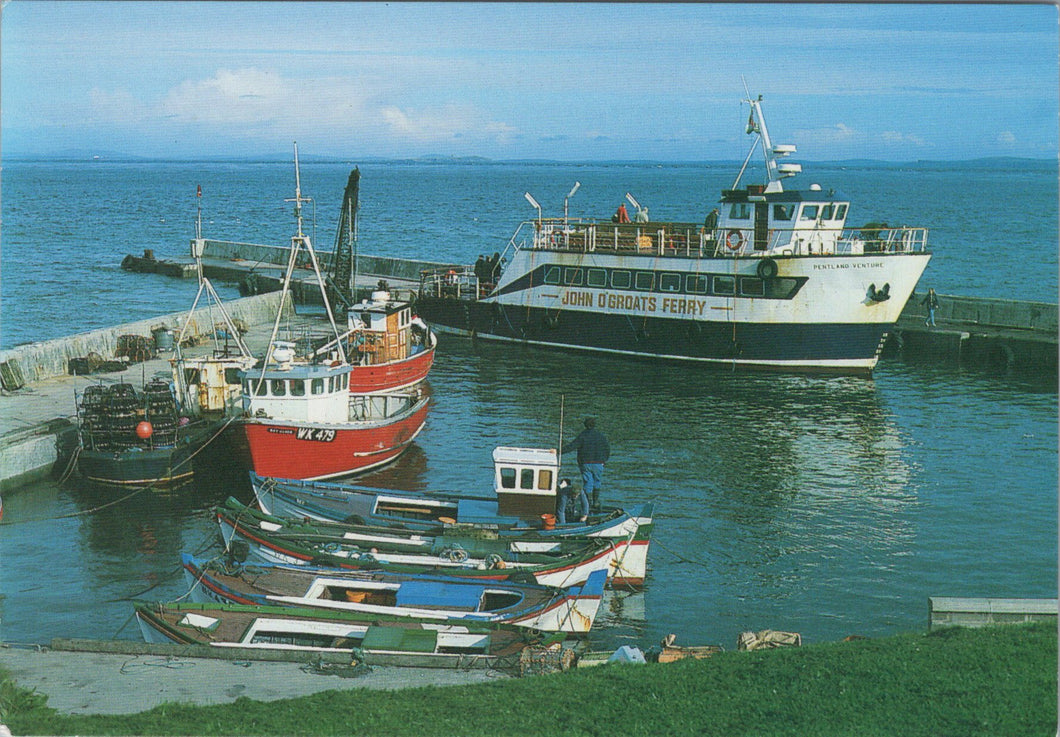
[{"xmin": 1, "ymin": 339, "xmax": 1055, "ymax": 650}]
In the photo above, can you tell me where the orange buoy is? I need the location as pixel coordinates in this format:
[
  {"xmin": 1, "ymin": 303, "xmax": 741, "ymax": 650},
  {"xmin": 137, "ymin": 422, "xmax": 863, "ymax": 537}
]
[
  {"xmin": 136, "ymin": 421, "xmax": 154, "ymax": 439},
  {"xmin": 540, "ymin": 513, "xmax": 557, "ymax": 530}
]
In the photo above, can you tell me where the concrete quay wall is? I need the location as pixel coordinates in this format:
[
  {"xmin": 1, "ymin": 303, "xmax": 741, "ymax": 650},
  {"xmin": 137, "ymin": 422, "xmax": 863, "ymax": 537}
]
[
  {"xmin": 0, "ymin": 292, "xmax": 286, "ymax": 389},
  {"xmin": 888, "ymin": 292, "xmax": 1058, "ymax": 373},
  {"xmin": 202, "ymin": 239, "xmax": 452, "ymax": 283}
]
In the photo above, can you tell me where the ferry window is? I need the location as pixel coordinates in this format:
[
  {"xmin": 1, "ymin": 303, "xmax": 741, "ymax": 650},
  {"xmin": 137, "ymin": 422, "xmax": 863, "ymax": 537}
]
[
  {"xmin": 271, "ymin": 380, "xmax": 286, "ymax": 397},
  {"xmin": 543, "ymin": 266, "xmax": 561, "ymax": 285},
  {"xmin": 773, "ymin": 204, "xmax": 795, "ymax": 221},
  {"xmin": 821, "ymin": 204, "xmax": 835, "ymax": 220},
  {"xmin": 686, "ymin": 274, "xmax": 709, "ymax": 294},
  {"xmin": 799, "ymin": 205, "xmax": 819, "ymax": 221},
  {"xmin": 634, "ymin": 271, "xmax": 655, "ymax": 291},
  {"xmin": 714, "ymin": 275, "xmax": 735, "ymax": 295},
  {"xmin": 835, "ymin": 204, "xmax": 848, "ymax": 220},
  {"xmin": 520, "ymin": 469, "xmax": 535, "ymax": 489},
  {"xmin": 740, "ymin": 277, "xmax": 765, "ymax": 297},
  {"xmin": 538, "ymin": 469, "xmax": 553, "ymax": 490},
  {"xmin": 563, "ymin": 268, "xmax": 584, "ymax": 286},
  {"xmin": 729, "ymin": 203, "xmax": 751, "ymax": 220},
  {"xmin": 184, "ymin": 368, "xmax": 201, "ymax": 385},
  {"xmin": 611, "ymin": 270, "xmax": 632, "ymax": 289},
  {"xmin": 764, "ymin": 277, "xmax": 799, "ymax": 299},
  {"xmin": 500, "ymin": 467, "xmax": 516, "ymax": 489},
  {"xmin": 225, "ymin": 368, "xmax": 242, "ymax": 385},
  {"xmin": 290, "ymin": 379, "xmax": 306, "ymax": 397},
  {"xmin": 659, "ymin": 273, "xmax": 681, "ymax": 292},
  {"xmin": 586, "ymin": 268, "xmax": 607, "ymax": 288},
  {"xmin": 311, "ymin": 378, "xmax": 325, "ymax": 395}
]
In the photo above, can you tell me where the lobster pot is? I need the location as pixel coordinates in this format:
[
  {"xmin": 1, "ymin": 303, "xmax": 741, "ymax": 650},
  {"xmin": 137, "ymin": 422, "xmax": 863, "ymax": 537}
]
[{"xmin": 519, "ymin": 646, "xmax": 576, "ymax": 677}]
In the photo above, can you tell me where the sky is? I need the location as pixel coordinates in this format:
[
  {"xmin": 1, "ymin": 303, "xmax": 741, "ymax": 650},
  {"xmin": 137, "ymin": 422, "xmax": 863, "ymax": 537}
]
[{"xmin": 1, "ymin": 2, "xmax": 1058, "ymax": 161}]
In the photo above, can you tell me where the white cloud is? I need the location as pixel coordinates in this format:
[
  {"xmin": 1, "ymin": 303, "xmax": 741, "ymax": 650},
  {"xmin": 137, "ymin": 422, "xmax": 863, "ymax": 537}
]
[
  {"xmin": 997, "ymin": 130, "xmax": 1016, "ymax": 144},
  {"xmin": 380, "ymin": 104, "xmax": 516, "ymax": 144},
  {"xmin": 881, "ymin": 130, "xmax": 926, "ymax": 146}
]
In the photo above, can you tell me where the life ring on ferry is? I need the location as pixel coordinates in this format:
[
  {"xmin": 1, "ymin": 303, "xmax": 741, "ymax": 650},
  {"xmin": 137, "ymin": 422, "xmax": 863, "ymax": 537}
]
[
  {"xmin": 725, "ymin": 230, "xmax": 745, "ymax": 251},
  {"xmin": 756, "ymin": 257, "xmax": 778, "ymax": 280}
]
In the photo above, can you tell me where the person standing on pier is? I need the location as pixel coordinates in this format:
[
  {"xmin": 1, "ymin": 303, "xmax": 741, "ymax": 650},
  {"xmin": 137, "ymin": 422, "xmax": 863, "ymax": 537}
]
[
  {"xmin": 922, "ymin": 288, "xmax": 940, "ymax": 327},
  {"xmin": 562, "ymin": 417, "xmax": 611, "ymax": 513}
]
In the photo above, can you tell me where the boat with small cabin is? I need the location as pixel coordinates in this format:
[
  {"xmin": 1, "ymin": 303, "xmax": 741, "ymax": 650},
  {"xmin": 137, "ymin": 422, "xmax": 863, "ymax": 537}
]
[
  {"xmin": 75, "ymin": 193, "xmax": 257, "ymax": 488},
  {"xmin": 251, "ymin": 445, "xmax": 653, "ymax": 586},
  {"xmin": 417, "ymin": 94, "xmax": 931, "ymax": 375},
  {"xmin": 181, "ymin": 553, "xmax": 606, "ymax": 633}
]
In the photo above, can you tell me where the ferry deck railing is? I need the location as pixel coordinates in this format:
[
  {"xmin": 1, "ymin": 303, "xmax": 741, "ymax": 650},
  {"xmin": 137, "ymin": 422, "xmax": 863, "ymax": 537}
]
[
  {"xmin": 506, "ymin": 218, "xmax": 928, "ymax": 259},
  {"xmin": 418, "ymin": 220, "xmax": 929, "ymax": 301}
]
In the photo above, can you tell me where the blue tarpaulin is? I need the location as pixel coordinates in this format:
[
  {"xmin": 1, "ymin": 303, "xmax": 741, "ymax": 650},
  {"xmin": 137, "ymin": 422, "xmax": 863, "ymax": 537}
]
[{"xmin": 395, "ymin": 580, "xmax": 484, "ymax": 610}]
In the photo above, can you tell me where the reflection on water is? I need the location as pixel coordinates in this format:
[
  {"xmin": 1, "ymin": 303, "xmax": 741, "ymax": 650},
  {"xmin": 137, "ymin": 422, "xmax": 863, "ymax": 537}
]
[{"xmin": 0, "ymin": 335, "xmax": 1054, "ymax": 651}]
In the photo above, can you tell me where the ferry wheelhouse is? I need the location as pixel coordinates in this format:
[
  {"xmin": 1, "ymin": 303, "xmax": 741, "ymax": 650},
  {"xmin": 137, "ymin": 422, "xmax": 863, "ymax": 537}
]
[{"xmin": 418, "ymin": 95, "xmax": 931, "ymax": 375}]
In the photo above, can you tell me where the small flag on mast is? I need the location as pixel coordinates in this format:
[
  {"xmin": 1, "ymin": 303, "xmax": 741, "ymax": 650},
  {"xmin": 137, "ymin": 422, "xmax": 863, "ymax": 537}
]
[
  {"xmin": 746, "ymin": 111, "xmax": 758, "ymax": 135},
  {"xmin": 196, "ymin": 184, "xmax": 202, "ymax": 198}
]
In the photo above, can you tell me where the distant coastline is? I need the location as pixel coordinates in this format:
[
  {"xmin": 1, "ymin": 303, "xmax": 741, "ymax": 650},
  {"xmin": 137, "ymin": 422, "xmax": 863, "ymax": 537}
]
[{"xmin": 4, "ymin": 153, "xmax": 1057, "ymax": 169}]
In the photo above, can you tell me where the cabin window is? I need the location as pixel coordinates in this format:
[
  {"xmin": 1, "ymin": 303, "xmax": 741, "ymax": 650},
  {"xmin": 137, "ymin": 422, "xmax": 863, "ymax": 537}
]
[
  {"xmin": 520, "ymin": 469, "xmax": 535, "ymax": 489},
  {"xmin": 821, "ymin": 204, "xmax": 835, "ymax": 220},
  {"xmin": 611, "ymin": 270, "xmax": 632, "ymax": 289},
  {"xmin": 253, "ymin": 380, "xmax": 268, "ymax": 396},
  {"xmin": 184, "ymin": 368, "xmax": 201, "ymax": 385},
  {"xmin": 835, "ymin": 204, "xmax": 848, "ymax": 220},
  {"xmin": 659, "ymin": 273, "xmax": 681, "ymax": 292},
  {"xmin": 586, "ymin": 268, "xmax": 607, "ymax": 288},
  {"xmin": 729, "ymin": 203, "xmax": 751, "ymax": 220},
  {"xmin": 225, "ymin": 368, "xmax": 242, "ymax": 385},
  {"xmin": 740, "ymin": 277, "xmax": 765, "ymax": 297},
  {"xmin": 764, "ymin": 277, "xmax": 800, "ymax": 299},
  {"xmin": 773, "ymin": 204, "xmax": 795, "ymax": 221},
  {"xmin": 714, "ymin": 275, "xmax": 735, "ymax": 295},
  {"xmin": 634, "ymin": 271, "xmax": 655, "ymax": 291},
  {"xmin": 341, "ymin": 374, "xmax": 348, "ymax": 390},
  {"xmin": 799, "ymin": 205, "xmax": 819, "ymax": 221},
  {"xmin": 563, "ymin": 268, "xmax": 583, "ymax": 286},
  {"xmin": 500, "ymin": 467, "xmax": 516, "ymax": 489},
  {"xmin": 290, "ymin": 379, "xmax": 306, "ymax": 397},
  {"xmin": 328, "ymin": 376, "xmax": 337, "ymax": 393},
  {"xmin": 271, "ymin": 380, "xmax": 286, "ymax": 396},
  {"xmin": 538, "ymin": 469, "xmax": 553, "ymax": 490},
  {"xmin": 543, "ymin": 266, "xmax": 561, "ymax": 285},
  {"xmin": 686, "ymin": 274, "xmax": 709, "ymax": 294},
  {"xmin": 311, "ymin": 378, "xmax": 325, "ymax": 395}
]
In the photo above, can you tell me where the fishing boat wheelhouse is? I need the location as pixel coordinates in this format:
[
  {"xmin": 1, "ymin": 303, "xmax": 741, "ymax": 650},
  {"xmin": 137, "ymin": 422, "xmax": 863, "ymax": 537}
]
[{"xmin": 417, "ymin": 94, "xmax": 931, "ymax": 375}]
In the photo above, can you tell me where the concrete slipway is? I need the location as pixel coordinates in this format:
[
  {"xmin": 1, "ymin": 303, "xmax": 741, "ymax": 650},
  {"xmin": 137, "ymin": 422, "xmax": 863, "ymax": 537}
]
[{"xmin": 0, "ymin": 643, "xmax": 507, "ymax": 717}]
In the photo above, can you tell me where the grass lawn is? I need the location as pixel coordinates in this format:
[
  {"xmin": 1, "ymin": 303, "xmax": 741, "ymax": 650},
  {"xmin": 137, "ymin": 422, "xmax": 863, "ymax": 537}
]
[{"xmin": 2, "ymin": 622, "xmax": 1055, "ymax": 736}]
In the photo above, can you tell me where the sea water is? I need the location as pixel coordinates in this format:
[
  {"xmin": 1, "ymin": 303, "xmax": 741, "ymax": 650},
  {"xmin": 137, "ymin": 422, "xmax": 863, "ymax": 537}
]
[{"xmin": 0, "ymin": 159, "xmax": 1056, "ymax": 650}]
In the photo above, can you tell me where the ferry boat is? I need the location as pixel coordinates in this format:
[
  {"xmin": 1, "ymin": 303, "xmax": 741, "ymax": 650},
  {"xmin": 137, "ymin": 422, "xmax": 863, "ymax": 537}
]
[
  {"xmin": 237, "ymin": 146, "xmax": 430, "ymax": 481},
  {"xmin": 417, "ymin": 95, "xmax": 931, "ymax": 375}
]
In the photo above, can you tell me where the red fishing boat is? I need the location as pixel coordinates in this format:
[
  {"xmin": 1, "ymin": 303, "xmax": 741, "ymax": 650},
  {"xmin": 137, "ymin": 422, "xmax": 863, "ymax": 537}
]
[{"xmin": 238, "ymin": 145, "xmax": 430, "ymax": 481}]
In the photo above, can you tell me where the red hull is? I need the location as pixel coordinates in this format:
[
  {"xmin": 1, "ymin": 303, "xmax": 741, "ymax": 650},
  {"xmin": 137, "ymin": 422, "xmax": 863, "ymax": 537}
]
[
  {"xmin": 348, "ymin": 344, "xmax": 436, "ymax": 394},
  {"xmin": 241, "ymin": 399, "xmax": 429, "ymax": 481}
]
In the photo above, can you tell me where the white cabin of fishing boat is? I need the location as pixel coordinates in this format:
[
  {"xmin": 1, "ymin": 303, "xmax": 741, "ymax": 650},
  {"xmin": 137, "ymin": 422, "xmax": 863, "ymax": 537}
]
[{"xmin": 493, "ymin": 446, "xmax": 559, "ymax": 517}]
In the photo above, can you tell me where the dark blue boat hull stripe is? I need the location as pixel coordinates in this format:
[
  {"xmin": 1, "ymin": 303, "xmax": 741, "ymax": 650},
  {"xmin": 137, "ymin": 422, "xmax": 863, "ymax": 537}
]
[{"xmin": 418, "ymin": 299, "xmax": 888, "ymax": 364}]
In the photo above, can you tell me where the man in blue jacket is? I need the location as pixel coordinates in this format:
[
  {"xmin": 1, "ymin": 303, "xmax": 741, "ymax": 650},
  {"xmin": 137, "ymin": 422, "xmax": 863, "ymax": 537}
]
[{"xmin": 562, "ymin": 417, "xmax": 611, "ymax": 513}]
